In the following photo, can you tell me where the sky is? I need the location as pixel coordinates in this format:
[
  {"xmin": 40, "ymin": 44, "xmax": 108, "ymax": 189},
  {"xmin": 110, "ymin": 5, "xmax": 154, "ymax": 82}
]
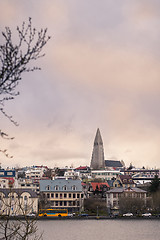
[{"xmin": 0, "ymin": 0, "xmax": 160, "ymax": 169}]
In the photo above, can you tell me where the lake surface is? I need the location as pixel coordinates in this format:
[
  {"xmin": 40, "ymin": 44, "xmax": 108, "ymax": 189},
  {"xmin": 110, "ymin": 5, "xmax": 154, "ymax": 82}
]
[{"xmin": 38, "ymin": 219, "xmax": 160, "ymax": 240}]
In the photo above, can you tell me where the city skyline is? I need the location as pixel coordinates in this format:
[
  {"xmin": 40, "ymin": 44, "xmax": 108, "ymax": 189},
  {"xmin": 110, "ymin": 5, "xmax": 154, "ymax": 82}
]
[{"xmin": 1, "ymin": 0, "xmax": 160, "ymax": 168}]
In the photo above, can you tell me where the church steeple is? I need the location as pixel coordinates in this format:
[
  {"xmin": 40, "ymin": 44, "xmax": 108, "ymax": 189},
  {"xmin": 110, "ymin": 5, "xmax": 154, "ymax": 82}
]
[{"xmin": 90, "ymin": 128, "xmax": 105, "ymax": 170}]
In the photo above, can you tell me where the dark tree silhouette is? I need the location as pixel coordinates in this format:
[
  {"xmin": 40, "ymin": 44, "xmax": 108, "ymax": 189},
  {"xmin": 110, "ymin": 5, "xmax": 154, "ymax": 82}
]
[{"xmin": 149, "ymin": 175, "xmax": 160, "ymax": 193}]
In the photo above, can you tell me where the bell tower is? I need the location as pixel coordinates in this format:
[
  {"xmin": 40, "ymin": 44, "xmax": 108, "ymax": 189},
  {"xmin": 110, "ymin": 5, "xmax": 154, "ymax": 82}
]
[{"xmin": 90, "ymin": 128, "xmax": 105, "ymax": 170}]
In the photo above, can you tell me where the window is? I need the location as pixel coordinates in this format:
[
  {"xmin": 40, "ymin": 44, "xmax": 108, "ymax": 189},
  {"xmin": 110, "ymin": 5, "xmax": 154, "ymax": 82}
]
[
  {"xmin": 60, "ymin": 193, "xmax": 62, "ymax": 199},
  {"xmin": 73, "ymin": 193, "xmax": 76, "ymax": 198},
  {"xmin": 55, "ymin": 201, "xmax": 58, "ymax": 206},
  {"xmin": 64, "ymin": 193, "xmax": 67, "ymax": 198},
  {"xmin": 72, "ymin": 185, "xmax": 76, "ymax": 190},
  {"xmin": 60, "ymin": 201, "xmax": 62, "ymax": 206},
  {"xmin": 7, "ymin": 172, "xmax": 13, "ymax": 176},
  {"xmin": 113, "ymin": 193, "xmax": 117, "ymax": 198},
  {"xmin": 77, "ymin": 193, "xmax": 79, "ymax": 198},
  {"xmin": 64, "ymin": 201, "xmax": 67, "ymax": 206},
  {"xmin": 46, "ymin": 185, "xmax": 50, "ymax": 190},
  {"xmin": 63, "ymin": 185, "xmax": 67, "ymax": 190},
  {"xmin": 24, "ymin": 196, "xmax": 27, "ymax": 200},
  {"xmin": 47, "ymin": 193, "xmax": 50, "ymax": 198},
  {"xmin": 56, "ymin": 193, "xmax": 58, "ymax": 198},
  {"xmin": 51, "ymin": 193, "xmax": 54, "ymax": 198},
  {"xmin": 55, "ymin": 185, "xmax": 59, "ymax": 190},
  {"xmin": 69, "ymin": 193, "xmax": 71, "ymax": 198}
]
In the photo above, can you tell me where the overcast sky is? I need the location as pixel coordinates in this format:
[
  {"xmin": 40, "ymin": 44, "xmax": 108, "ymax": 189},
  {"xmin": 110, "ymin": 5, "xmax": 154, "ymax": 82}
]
[{"xmin": 1, "ymin": 0, "xmax": 160, "ymax": 169}]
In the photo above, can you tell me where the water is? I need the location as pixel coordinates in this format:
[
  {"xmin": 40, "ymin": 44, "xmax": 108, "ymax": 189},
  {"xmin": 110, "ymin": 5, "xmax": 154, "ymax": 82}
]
[{"xmin": 38, "ymin": 219, "xmax": 160, "ymax": 240}]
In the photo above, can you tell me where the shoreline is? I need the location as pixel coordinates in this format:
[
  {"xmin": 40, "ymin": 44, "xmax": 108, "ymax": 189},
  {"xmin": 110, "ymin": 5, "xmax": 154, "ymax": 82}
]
[{"xmin": 1, "ymin": 215, "xmax": 159, "ymax": 221}]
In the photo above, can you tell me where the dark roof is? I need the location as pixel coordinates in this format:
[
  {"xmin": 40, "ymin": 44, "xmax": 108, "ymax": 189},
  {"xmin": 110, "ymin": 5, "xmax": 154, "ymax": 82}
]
[
  {"xmin": 119, "ymin": 175, "xmax": 134, "ymax": 184},
  {"xmin": 0, "ymin": 188, "xmax": 38, "ymax": 198},
  {"xmin": 105, "ymin": 160, "xmax": 123, "ymax": 168}
]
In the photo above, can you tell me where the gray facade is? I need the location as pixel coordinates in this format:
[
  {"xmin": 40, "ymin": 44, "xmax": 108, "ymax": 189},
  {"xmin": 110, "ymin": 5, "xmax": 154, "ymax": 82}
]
[{"xmin": 90, "ymin": 128, "xmax": 105, "ymax": 170}]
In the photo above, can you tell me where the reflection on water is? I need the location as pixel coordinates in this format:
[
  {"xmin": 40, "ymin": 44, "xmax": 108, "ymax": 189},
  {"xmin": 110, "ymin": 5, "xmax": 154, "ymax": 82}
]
[{"xmin": 38, "ymin": 219, "xmax": 160, "ymax": 240}]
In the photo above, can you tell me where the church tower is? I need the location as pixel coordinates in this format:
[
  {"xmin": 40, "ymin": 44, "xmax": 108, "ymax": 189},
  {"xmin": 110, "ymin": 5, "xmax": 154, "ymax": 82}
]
[{"xmin": 90, "ymin": 128, "xmax": 105, "ymax": 170}]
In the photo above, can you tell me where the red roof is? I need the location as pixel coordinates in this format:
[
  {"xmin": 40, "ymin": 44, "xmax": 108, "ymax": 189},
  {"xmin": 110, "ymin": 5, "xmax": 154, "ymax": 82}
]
[
  {"xmin": 91, "ymin": 182, "xmax": 110, "ymax": 191},
  {"xmin": 76, "ymin": 166, "xmax": 89, "ymax": 170}
]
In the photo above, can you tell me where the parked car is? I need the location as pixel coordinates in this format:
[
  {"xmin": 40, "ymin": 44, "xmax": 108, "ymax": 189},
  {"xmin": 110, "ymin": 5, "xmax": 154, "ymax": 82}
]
[
  {"xmin": 68, "ymin": 213, "xmax": 73, "ymax": 217},
  {"xmin": 26, "ymin": 213, "xmax": 36, "ymax": 217},
  {"xmin": 78, "ymin": 213, "xmax": 89, "ymax": 217},
  {"xmin": 142, "ymin": 213, "xmax": 152, "ymax": 217},
  {"xmin": 123, "ymin": 213, "xmax": 133, "ymax": 217}
]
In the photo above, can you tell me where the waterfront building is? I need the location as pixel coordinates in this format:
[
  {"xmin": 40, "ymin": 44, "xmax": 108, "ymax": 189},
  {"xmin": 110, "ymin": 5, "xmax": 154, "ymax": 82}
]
[
  {"xmin": 0, "ymin": 188, "xmax": 38, "ymax": 216},
  {"xmin": 90, "ymin": 128, "xmax": 105, "ymax": 170},
  {"xmin": 106, "ymin": 187, "xmax": 146, "ymax": 211},
  {"xmin": 39, "ymin": 179, "xmax": 84, "ymax": 213}
]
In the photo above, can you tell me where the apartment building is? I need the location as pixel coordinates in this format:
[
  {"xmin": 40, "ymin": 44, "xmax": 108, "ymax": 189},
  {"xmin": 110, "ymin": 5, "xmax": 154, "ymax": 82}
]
[{"xmin": 39, "ymin": 179, "xmax": 84, "ymax": 213}]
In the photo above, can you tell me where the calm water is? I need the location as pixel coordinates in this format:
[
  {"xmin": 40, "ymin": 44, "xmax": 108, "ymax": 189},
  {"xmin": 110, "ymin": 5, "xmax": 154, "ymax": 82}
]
[{"xmin": 38, "ymin": 219, "xmax": 160, "ymax": 240}]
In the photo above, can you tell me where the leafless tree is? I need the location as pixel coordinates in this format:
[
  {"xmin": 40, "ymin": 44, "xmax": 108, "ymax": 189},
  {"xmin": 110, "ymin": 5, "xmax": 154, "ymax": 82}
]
[
  {"xmin": 119, "ymin": 196, "xmax": 145, "ymax": 215},
  {"xmin": 0, "ymin": 188, "xmax": 42, "ymax": 240},
  {"xmin": 0, "ymin": 18, "xmax": 50, "ymax": 157}
]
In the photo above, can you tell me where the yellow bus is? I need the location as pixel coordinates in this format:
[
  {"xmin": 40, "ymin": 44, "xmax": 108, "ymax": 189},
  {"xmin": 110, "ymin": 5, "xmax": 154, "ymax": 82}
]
[{"xmin": 39, "ymin": 209, "xmax": 68, "ymax": 217}]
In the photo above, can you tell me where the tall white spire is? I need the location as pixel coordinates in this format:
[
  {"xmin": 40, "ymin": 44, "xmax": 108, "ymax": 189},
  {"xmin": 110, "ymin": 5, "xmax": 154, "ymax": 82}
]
[{"xmin": 90, "ymin": 128, "xmax": 105, "ymax": 170}]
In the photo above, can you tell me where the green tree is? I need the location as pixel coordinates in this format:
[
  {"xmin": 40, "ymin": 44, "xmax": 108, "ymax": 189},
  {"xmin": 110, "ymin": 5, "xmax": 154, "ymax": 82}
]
[{"xmin": 149, "ymin": 175, "xmax": 160, "ymax": 193}]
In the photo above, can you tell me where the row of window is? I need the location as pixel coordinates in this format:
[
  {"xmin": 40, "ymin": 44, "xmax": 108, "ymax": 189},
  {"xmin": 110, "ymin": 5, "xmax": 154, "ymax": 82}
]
[
  {"xmin": 49, "ymin": 200, "xmax": 80, "ymax": 207},
  {"xmin": 93, "ymin": 172, "xmax": 117, "ymax": 176},
  {"xmin": 44, "ymin": 193, "xmax": 83, "ymax": 199},
  {"xmin": 45, "ymin": 185, "xmax": 77, "ymax": 191},
  {"xmin": 108, "ymin": 193, "xmax": 145, "ymax": 198}
]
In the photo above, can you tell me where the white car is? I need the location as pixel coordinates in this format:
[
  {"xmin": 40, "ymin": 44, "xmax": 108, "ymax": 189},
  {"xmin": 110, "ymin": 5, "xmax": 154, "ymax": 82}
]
[
  {"xmin": 142, "ymin": 213, "xmax": 152, "ymax": 217},
  {"xmin": 26, "ymin": 213, "xmax": 36, "ymax": 217},
  {"xmin": 123, "ymin": 213, "xmax": 133, "ymax": 217},
  {"xmin": 68, "ymin": 213, "xmax": 73, "ymax": 217}
]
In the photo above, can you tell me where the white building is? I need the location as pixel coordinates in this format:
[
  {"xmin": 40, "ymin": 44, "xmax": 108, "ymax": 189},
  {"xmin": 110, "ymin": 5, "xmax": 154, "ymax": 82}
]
[
  {"xmin": 0, "ymin": 188, "xmax": 38, "ymax": 216},
  {"xmin": 91, "ymin": 170, "xmax": 120, "ymax": 181}
]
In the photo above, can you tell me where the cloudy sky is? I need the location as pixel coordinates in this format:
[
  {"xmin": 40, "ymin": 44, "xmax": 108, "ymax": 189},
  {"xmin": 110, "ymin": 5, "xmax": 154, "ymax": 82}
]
[{"xmin": 1, "ymin": 0, "xmax": 160, "ymax": 169}]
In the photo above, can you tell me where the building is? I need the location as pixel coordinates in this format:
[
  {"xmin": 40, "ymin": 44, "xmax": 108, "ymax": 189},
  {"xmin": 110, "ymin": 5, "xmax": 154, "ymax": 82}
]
[
  {"xmin": 39, "ymin": 179, "xmax": 84, "ymax": 213},
  {"xmin": 0, "ymin": 169, "xmax": 15, "ymax": 178},
  {"xmin": 15, "ymin": 178, "xmax": 40, "ymax": 195},
  {"xmin": 118, "ymin": 175, "xmax": 135, "ymax": 188},
  {"xmin": 0, "ymin": 188, "xmax": 38, "ymax": 216},
  {"xmin": 105, "ymin": 160, "xmax": 125, "ymax": 170},
  {"xmin": 90, "ymin": 128, "xmax": 105, "ymax": 170},
  {"xmin": 123, "ymin": 168, "xmax": 160, "ymax": 184},
  {"xmin": 91, "ymin": 169, "xmax": 120, "ymax": 181},
  {"xmin": 106, "ymin": 187, "xmax": 147, "ymax": 212}
]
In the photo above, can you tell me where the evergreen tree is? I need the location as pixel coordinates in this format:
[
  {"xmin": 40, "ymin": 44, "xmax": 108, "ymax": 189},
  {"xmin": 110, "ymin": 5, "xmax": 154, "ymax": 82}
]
[{"xmin": 149, "ymin": 175, "xmax": 160, "ymax": 193}]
